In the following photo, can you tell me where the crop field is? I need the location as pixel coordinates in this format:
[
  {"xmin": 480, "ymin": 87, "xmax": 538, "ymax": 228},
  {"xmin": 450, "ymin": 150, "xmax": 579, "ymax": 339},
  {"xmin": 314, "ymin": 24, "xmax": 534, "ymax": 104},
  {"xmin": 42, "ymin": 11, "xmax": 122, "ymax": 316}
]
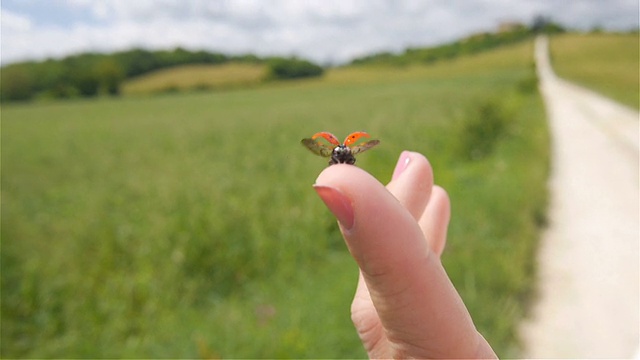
[
  {"xmin": 122, "ymin": 63, "xmax": 267, "ymax": 95},
  {"xmin": 2, "ymin": 40, "xmax": 549, "ymax": 358},
  {"xmin": 550, "ymin": 32, "xmax": 639, "ymax": 109}
]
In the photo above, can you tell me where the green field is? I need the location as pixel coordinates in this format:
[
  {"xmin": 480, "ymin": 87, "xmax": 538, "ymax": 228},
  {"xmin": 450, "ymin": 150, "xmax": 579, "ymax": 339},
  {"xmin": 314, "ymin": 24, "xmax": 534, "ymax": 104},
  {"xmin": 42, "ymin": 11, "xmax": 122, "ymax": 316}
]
[
  {"xmin": 550, "ymin": 32, "xmax": 640, "ymax": 109},
  {"xmin": 2, "ymin": 41, "xmax": 549, "ymax": 358}
]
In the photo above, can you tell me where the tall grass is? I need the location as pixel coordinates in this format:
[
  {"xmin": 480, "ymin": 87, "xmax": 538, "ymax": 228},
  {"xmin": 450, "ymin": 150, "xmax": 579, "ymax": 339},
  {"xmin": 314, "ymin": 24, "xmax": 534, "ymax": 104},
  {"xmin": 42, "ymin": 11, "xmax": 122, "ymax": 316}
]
[
  {"xmin": 2, "ymin": 40, "xmax": 548, "ymax": 358},
  {"xmin": 550, "ymin": 32, "xmax": 640, "ymax": 109}
]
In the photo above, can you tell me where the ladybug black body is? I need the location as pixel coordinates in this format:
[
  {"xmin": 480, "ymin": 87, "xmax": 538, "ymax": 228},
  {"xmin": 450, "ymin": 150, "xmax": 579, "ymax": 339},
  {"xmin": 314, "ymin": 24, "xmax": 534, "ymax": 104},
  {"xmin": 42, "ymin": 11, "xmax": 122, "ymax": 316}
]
[{"xmin": 330, "ymin": 145, "xmax": 356, "ymax": 165}]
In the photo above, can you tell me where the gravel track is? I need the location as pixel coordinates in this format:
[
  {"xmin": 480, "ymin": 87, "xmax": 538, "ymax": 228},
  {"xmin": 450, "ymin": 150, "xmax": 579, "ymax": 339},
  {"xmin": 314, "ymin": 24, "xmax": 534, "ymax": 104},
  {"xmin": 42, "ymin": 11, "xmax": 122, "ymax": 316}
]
[{"xmin": 520, "ymin": 36, "xmax": 639, "ymax": 358}]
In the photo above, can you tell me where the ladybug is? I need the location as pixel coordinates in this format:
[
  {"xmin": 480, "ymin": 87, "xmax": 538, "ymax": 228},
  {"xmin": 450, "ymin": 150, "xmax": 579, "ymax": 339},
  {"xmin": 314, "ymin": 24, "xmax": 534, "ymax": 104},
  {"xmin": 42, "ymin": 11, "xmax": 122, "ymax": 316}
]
[{"xmin": 301, "ymin": 131, "xmax": 380, "ymax": 165}]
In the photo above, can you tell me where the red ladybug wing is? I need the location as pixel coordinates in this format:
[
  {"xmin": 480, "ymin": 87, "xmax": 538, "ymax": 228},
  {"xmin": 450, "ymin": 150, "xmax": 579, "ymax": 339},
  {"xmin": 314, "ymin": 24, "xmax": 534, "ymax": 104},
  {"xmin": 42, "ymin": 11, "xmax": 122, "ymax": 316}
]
[
  {"xmin": 312, "ymin": 132, "xmax": 341, "ymax": 146},
  {"xmin": 301, "ymin": 138, "xmax": 333, "ymax": 157},
  {"xmin": 344, "ymin": 131, "xmax": 370, "ymax": 147},
  {"xmin": 351, "ymin": 139, "xmax": 380, "ymax": 155}
]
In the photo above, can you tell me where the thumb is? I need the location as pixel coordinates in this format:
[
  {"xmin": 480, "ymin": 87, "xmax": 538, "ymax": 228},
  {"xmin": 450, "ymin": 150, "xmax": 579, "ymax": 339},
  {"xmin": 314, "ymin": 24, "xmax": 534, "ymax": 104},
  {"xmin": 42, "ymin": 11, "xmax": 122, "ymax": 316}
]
[{"xmin": 314, "ymin": 164, "xmax": 495, "ymax": 359}]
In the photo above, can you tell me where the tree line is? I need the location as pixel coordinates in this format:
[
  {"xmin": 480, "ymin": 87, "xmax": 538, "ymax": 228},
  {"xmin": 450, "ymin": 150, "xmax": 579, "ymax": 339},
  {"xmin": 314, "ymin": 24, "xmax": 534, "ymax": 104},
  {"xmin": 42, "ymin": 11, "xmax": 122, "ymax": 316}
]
[
  {"xmin": 0, "ymin": 49, "xmax": 324, "ymax": 102},
  {"xmin": 350, "ymin": 19, "xmax": 566, "ymax": 66}
]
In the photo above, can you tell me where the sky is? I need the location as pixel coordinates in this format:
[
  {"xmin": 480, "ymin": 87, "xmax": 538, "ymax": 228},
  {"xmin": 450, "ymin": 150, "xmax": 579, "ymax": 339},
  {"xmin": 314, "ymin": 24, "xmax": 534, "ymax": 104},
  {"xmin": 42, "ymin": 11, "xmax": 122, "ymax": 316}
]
[{"xmin": 1, "ymin": 0, "xmax": 638, "ymax": 65}]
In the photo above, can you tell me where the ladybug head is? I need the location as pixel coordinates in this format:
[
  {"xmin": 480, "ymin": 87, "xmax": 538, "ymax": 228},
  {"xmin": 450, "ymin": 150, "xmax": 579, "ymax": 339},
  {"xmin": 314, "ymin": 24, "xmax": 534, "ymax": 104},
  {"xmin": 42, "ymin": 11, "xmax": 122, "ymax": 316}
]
[{"xmin": 332, "ymin": 144, "xmax": 351, "ymax": 156}]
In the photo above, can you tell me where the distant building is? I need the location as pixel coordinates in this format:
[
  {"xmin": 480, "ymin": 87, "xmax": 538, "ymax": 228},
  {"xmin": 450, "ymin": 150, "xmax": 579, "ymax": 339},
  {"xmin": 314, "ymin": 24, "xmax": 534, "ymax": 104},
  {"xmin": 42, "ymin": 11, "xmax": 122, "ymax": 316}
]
[{"xmin": 498, "ymin": 22, "xmax": 526, "ymax": 33}]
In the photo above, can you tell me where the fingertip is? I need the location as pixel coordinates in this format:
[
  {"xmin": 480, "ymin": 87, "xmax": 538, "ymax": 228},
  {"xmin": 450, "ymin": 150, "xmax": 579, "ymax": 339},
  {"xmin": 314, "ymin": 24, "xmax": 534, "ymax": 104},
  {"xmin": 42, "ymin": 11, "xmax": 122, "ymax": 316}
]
[
  {"xmin": 392, "ymin": 151, "xmax": 412, "ymax": 181},
  {"xmin": 314, "ymin": 163, "xmax": 425, "ymax": 277},
  {"xmin": 315, "ymin": 163, "xmax": 365, "ymax": 188},
  {"xmin": 313, "ymin": 184, "xmax": 355, "ymax": 230},
  {"xmin": 390, "ymin": 151, "xmax": 433, "ymax": 183},
  {"xmin": 386, "ymin": 151, "xmax": 435, "ymax": 220}
]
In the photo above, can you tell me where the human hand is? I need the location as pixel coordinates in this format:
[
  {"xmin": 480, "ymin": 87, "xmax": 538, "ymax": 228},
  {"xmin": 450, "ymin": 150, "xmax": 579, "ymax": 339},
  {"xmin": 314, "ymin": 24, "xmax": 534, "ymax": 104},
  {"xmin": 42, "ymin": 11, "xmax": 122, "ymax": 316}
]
[{"xmin": 313, "ymin": 151, "xmax": 497, "ymax": 359}]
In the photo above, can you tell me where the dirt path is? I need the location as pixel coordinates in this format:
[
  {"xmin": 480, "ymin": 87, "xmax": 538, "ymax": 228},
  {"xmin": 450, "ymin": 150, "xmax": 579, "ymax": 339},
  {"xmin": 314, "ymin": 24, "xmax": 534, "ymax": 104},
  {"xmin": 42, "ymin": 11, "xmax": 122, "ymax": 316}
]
[{"xmin": 520, "ymin": 36, "xmax": 639, "ymax": 358}]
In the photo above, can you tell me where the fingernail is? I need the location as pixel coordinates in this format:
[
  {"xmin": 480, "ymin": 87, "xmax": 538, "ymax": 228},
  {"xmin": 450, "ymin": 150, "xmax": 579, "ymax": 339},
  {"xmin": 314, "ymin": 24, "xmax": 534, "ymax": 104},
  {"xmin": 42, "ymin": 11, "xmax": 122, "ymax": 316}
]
[
  {"xmin": 313, "ymin": 185, "xmax": 355, "ymax": 230},
  {"xmin": 392, "ymin": 151, "xmax": 411, "ymax": 180}
]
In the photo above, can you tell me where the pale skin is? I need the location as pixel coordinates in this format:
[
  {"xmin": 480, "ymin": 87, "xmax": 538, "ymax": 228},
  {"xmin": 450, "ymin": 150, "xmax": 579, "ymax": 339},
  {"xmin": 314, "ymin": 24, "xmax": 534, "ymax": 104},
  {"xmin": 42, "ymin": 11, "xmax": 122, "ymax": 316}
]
[{"xmin": 314, "ymin": 151, "xmax": 497, "ymax": 359}]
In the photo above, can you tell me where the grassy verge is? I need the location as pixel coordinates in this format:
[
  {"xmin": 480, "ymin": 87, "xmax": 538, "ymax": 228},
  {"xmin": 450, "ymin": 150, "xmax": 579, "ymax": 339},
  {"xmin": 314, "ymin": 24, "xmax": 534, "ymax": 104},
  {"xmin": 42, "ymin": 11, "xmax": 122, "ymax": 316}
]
[
  {"xmin": 550, "ymin": 32, "xmax": 640, "ymax": 110},
  {"xmin": 1, "ymin": 40, "xmax": 548, "ymax": 358}
]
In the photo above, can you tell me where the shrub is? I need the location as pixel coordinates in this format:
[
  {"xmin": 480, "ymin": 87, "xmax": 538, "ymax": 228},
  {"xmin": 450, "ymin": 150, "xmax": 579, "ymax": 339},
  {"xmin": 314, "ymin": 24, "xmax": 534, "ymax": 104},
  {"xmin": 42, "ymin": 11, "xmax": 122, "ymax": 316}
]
[
  {"xmin": 1, "ymin": 65, "xmax": 34, "ymax": 102},
  {"xmin": 456, "ymin": 97, "xmax": 512, "ymax": 160},
  {"xmin": 267, "ymin": 58, "xmax": 324, "ymax": 80}
]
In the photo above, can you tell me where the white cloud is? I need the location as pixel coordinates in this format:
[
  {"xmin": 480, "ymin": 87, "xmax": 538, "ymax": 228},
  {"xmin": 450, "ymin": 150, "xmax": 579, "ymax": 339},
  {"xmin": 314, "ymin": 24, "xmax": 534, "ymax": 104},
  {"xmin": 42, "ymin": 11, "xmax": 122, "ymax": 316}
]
[
  {"xmin": 1, "ymin": 9, "xmax": 32, "ymax": 32},
  {"xmin": 1, "ymin": 0, "xmax": 638, "ymax": 65}
]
